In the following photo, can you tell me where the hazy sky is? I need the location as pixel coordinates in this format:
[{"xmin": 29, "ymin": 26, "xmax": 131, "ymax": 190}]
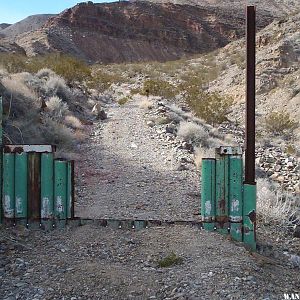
[{"xmin": 0, "ymin": 0, "xmax": 117, "ymax": 24}]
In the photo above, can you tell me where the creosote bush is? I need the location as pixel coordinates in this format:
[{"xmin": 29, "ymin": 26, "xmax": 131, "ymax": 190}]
[
  {"xmin": 264, "ymin": 110, "xmax": 298, "ymax": 137},
  {"xmin": 186, "ymin": 90, "xmax": 234, "ymax": 126},
  {"xmin": 0, "ymin": 53, "xmax": 91, "ymax": 83},
  {"xmin": 142, "ymin": 79, "xmax": 177, "ymax": 99}
]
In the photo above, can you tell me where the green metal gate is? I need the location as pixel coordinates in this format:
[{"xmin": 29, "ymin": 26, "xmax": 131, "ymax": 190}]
[
  {"xmin": 0, "ymin": 96, "xmax": 75, "ymax": 229},
  {"xmin": 201, "ymin": 146, "xmax": 256, "ymax": 251}
]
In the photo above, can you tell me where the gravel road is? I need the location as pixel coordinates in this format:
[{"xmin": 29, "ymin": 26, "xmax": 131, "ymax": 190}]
[{"xmin": 75, "ymin": 97, "xmax": 199, "ymax": 221}]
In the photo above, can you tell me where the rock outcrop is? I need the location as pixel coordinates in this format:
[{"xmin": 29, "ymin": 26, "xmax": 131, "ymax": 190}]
[{"xmin": 15, "ymin": 1, "xmax": 273, "ymax": 63}]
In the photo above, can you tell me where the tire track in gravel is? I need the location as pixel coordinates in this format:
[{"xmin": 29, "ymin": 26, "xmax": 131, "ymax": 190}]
[{"xmin": 75, "ymin": 97, "xmax": 200, "ymax": 221}]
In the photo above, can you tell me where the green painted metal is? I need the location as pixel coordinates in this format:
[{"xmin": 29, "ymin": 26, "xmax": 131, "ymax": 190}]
[
  {"xmin": 41, "ymin": 153, "xmax": 54, "ymax": 220},
  {"xmin": 14, "ymin": 153, "xmax": 28, "ymax": 224},
  {"xmin": 243, "ymin": 183, "xmax": 257, "ymax": 251},
  {"xmin": 54, "ymin": 160, "xmax": 67, "ymax": 220},
  {"xmin": 201, "ymin": 158, "xmax": 216, "ymax": 231},
  {"xmin": 66, "ymin": 160, "xmax": 74, "ymax": 219},
  {"xmin": 3, "ymin": 153, "xmax": 15, "ymax": 219},
  {"xmin": 229, "ymin": 156, "xmax": 243, "ymax": 242},
  {"xmin": 215, "ymin": 155, "xmax": 228, "ymax": 234},
  {"xmin": 134, "ymin": 220, "xmax": 146, "ymax": 230}
]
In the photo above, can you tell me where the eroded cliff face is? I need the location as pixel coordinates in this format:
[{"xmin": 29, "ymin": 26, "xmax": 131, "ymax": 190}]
[{"xmin": 16, "ymin": 1, "xmax": 273, "ymax": 63}]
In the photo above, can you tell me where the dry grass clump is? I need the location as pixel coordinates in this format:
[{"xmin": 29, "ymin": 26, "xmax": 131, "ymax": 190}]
[
  {"xmin": 177, "ymin": 121, "xmax": 209, "ymax": 145},
  {"xmin": 0, "ymin": 67, "xmax": 89, "ymax": 151},
  {"xmin": 139, "ymin": 98, "xmax": 154, "ymax": 110},
  {"xmin": 256, "ymin": 178, "xmax": 299, "ymax": 227},
  {"xmin": 45, "ymin": 96, "xmax": 69, "ymax": 120},
  {"xmin": 64, "ymin": 115, "xmax": 83, "ymax": 129}
]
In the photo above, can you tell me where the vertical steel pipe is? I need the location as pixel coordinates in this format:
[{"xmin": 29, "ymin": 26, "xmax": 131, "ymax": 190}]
[
  {"xmin": 41, "ymin": 153, "xmax": 54, "ymax": 229},
  {"xmin": 54, "ymin": 159, "xmax": 67, "ymax": 224},
  {"xmin": 243, "ymin": 183, "xmax": 256, "ymax": 251},
  {"xmin": 201, "ymin": 158, "xmax": 216, "ymax": 231},
  {"xmin": 245, "ymin": 5, "xmax": 256, "ymax": 184},
  {"xmin": 229, "ymin": 156, "xmax": 243, "ymax": 241},
  {"xmin": 244, "ymin": 5, "xmax": 257, "ymax": 251},
  {"xmin": 28, "ymin": 153, "xmax": 41, "ymax": 226},
  {"xmin": 2, "ymin": 153, "xmax": 15, "ymax": 221},
  {"xmin": 66, "ymin": 160, "xmax": 74, "ymax": 219},
  {"xmin": 15, "ymin": 152, "xmax": 28, "ymax": 225},
  {"xmin": 215, "ymin": 155, "xmax": 229, "ymax": 234}
]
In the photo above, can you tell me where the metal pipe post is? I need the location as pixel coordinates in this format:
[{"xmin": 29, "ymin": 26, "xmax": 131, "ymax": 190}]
[
  {"xmin": 201, "ymin": 158, "xmax": 216, "ymax": 231},
  {"xmin": 66, "ymin": 160, "xmax": 75, "ymax": 219},
  {"xmin": 15, "ymin": 152, "xmax": 28, "ymax": 225},
  {"xmin": 243, "ymin": 5, "xmax": 257, "ymax": 251},
  {"xmin": 245, "ymin": 5, "xmax": 256, "ymax": 184}
]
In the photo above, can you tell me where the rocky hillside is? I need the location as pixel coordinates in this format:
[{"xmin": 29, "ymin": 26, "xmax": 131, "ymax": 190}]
[
  {"xmin": 0, "ymin": 14, "xmax": 55, "ymax": 38},
  {"xmin": 206, "ymin": 11, "xmax": 300, "ymax": 122},
  {"xmin": 0, "ymin": 39, "xmax": 26, "ymax": 54},
  {"xmin": 14, "ymin": 1, "xmax": 273, "ymax": 63},
  {"xmin": 0, "ymin": 23, "xmax": 11, "ymax": 30},
  {"xmin": 146, "ymin": 0, "xmax": 300, "ymax": 17}
]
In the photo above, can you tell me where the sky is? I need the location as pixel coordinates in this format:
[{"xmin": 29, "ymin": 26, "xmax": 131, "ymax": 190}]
[{"xmin": 0, "ymin": 0, "xmax": 117, "ymax": 24}]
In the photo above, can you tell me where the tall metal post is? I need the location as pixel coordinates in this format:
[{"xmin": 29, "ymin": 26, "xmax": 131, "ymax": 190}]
[
  {"xmin": 243, "ymin": 5, "xmax": 257, "ymax": 251},
  {"xmin": 245, "ymin": 5, "xmax": 256, "ymax": 184}
]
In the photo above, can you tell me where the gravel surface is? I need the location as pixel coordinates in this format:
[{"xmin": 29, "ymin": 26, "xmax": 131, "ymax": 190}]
[
  {"xmin": 1, "ymin": 224, "xmax": 300, "ymax": 300},
  {"xmin": 1, "ymin": 94, "xmax": 300, "ymax": 300},
  {"xmin": 75, "ymin": 96, "xmax": 199, "ymax": 221}
]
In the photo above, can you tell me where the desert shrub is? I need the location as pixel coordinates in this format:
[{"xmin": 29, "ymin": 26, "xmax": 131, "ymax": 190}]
[
  {"xmin": 27, "ymin": 54, "xmax": 91, "ymax": 83},
  {"xmin": 43, "ymin": 75, "xmax": 71, "ymax": 101},
  {"xmin": 0, "ymin": 53, "xmax": 91, "ymax": 83},
  {"xmin": 36, "ymin": 68, "xmax": 56, "ymax": 79},
  {"xmin": 118, "ymin": 97, "xmax": 129, "ymax": 105},
  {"xmin": 0, "ymin": 54, "xmax": 27, "ymax": 73},
  {"xmin": 45, "ymin": 96, "xmax": 69, "ymax": 121},
  {"xmin": 177, "ymin": 121, "xmax": 209, "ymax": 145},
  {"xmin": 41, "ymin": 117, "xmax": 74, "ymax": 149},
  {"xmin": 87, "ymin": 69, "xmax": 124, "ymax": 92},
  {"xmin": 256, "ymin": 178, "xmax": 298, "ymax": 226},
  {"xmin": 139, "ymin": 99, "xmax": 153, "ymax": 109},
  {"xmin": 158, "ymin": 252, "xmax": 183, "ymax": 268},
  {"xmin": 264, "ymin": 111, "xmax": 298, "ymax": 137},
  {"xmin": 64, "ymin": 115, "xmax": 83, "ymax": 129},
  {"xmin": 155, "ymin": 116, "xmax": 172, "ymax": 125},
  {"xmin": 141, "ymin": 79, "xmax": 177, "ymax": 99},
  {"xmin": 186, "ymin": 90, "xmax": 234, "ymax": 126}
]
